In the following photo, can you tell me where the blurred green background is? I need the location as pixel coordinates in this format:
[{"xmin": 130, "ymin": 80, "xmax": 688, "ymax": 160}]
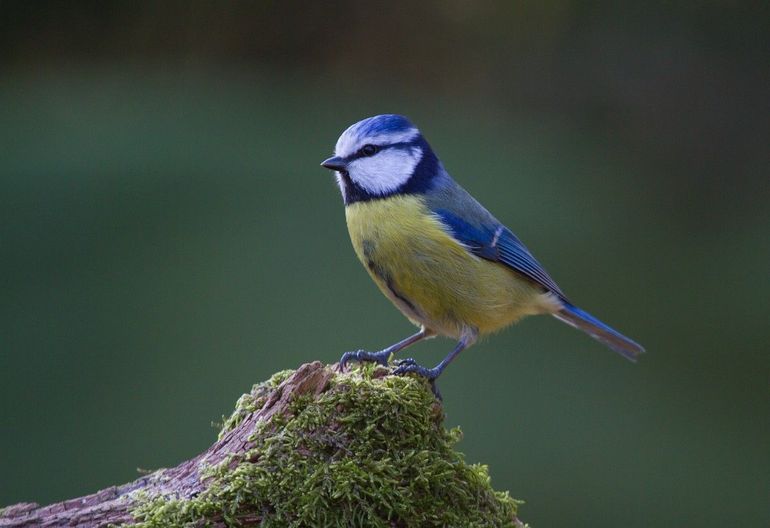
[{"xmin": 1, "ymin": 2, "xmax": 768, "ymax": 526}]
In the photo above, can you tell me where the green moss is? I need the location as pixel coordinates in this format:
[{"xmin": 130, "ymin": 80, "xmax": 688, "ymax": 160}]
[
  {"xmin": 130, "ymin": 364, "xmax": 525, "ymax": 527},
  {"xmin": 218, "ymin": 369, "xmax": 295, "ymax": 439}
]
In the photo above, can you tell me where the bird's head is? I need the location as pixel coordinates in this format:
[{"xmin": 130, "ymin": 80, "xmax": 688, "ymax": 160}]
[{"xmin": 321, "ymin": 114, "xmax": 440, "ymax": 204}]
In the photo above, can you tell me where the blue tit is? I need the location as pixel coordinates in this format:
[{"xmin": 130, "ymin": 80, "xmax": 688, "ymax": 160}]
[{"xmin": 321, "ymin": 114, "xmax": 644, "ymax": 395}]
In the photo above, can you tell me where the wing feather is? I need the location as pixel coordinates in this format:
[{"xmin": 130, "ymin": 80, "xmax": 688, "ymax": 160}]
[{"xmin": 434, "ymin": 209, "xmax": 566, "ymax": 299}]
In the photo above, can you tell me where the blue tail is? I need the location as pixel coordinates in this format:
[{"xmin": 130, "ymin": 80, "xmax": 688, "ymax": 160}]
[{"xmin": 552, "ymin": 302, "xmax": 645, "ymax": 362}]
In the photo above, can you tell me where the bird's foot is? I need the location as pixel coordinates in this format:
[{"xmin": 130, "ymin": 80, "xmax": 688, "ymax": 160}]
[
  {"xmin": 393, "ymin": 358, "xmax": 443, "ymax": 400},
  {"xmin": 337, "ymin": 349, "xmax": 392, "ymax": 372}
]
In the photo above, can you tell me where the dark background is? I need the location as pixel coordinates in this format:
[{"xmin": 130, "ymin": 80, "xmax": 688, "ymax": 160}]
[{"xmin": 1, "ymin": 2, "xmax": 768, "ymax": 526}]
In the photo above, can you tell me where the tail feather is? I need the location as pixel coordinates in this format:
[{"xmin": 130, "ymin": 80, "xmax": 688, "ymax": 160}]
[{"xmin": 552, "ymin": 302, "xmax": 645, "ymax": 362}]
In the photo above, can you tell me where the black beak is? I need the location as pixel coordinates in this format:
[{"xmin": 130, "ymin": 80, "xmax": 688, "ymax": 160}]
[{"xmin": 321, "ymin": 156, "xmax": 347, "ymax": 172}]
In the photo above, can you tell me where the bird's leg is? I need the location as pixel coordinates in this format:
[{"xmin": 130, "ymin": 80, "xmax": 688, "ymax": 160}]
[
  {"xmin": 338, "ymin": 327, "xmax": 433, "ymax": 372},
  {"xmin": 394, "ymin": 332, "xmax": 476, "ymax": 399}
]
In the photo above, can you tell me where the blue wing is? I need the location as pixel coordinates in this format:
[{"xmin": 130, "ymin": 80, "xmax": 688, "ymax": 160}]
[
  {"xmin": 434, "ymin": 209, "xmax": 567, "ymax": 299},
  {"xmin": 427, "ymin": 182, "xmax": 644, "ymax": 360}
]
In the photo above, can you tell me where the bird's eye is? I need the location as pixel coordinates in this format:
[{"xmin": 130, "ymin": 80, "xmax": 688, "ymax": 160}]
[{"xmin": 360, "ymin": 144, "xmax": 378, "ymax": 157}]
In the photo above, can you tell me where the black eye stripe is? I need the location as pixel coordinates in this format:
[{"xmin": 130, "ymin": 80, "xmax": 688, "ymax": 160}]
[{"xmin": 346, "ymin": 141, "xmax": 416, "ymax": 162}]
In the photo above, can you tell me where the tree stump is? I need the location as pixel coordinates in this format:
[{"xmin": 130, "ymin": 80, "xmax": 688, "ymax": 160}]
[{"xmin": 0, "ymin": 361, "xmax": 524, "ymax": 527}]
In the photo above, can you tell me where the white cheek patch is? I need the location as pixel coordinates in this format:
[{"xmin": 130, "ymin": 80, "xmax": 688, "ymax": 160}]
[
  {"xmin": 335, "ymin": 128, "xmax": 419, "ymax": 158},
  {"xmin": 335, "ymin": 173, "xmax": 347, "ymax": 202},
  {"xmin": 348, "ymin": 147, "xmax": 423, "ymax": 195}
]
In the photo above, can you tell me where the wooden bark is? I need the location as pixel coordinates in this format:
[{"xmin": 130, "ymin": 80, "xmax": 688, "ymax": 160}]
[{"xmin": 0, "ymin": 362, "xmax": 333, "ymax": 528}]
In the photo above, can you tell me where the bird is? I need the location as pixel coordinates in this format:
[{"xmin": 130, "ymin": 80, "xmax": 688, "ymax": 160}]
[{"xmin": 321, "ymin": 114, "xmax": 644, "ymax": 396}]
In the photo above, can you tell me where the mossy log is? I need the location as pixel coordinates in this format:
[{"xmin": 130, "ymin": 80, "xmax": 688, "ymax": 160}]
[{"xmin": 0, "ymin": 361, "xmax": 525, "ymax": 527}]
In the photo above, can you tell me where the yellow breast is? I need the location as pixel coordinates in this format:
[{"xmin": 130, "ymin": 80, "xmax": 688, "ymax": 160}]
[{"xmin": 345, "ymin": 195, "xmax": 549, "ymax": 339}]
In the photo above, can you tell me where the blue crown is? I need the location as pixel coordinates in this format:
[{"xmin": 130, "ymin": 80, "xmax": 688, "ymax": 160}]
[{"xmin": 352, "ymin": 114, "xmax": 416, "ymax": 139}]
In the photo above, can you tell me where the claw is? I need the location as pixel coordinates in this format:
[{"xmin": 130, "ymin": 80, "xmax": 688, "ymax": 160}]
[
  {"xmin": 394, "ymin": 357, "xmax": 417, "ymax": 368},
  {"xmin": 338, "ymin": 349, "xmax": 361, "ymax": 372},
  {"xmin": 338, "ymin": 349, "xmax": 391, "ymax": 372},
  {"xmin": 392, "ymin": 360, "xmax": 443, "ymax": 400},
  {"xmin": 393, "ymin": 361, "xmax": 436, "ymax": 379}
]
